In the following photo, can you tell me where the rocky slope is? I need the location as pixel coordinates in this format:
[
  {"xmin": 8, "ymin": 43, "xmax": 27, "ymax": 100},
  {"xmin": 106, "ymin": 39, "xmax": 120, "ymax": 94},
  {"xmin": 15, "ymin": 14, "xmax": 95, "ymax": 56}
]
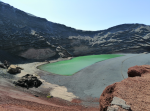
[
  {"xmin": 0, "ymin": 1, "xmax": 150, "ymax": 59},
  {"xmin": 99, "ymin": 65, "xmax": 150, "ymax": 111}
]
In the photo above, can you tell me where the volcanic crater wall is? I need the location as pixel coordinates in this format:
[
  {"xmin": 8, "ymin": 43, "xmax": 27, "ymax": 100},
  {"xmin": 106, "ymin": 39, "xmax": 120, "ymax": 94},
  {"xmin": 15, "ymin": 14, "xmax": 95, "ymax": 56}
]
[{"xmin": 0, "ymin": 1, "xmax": 150, "ymax": 59}]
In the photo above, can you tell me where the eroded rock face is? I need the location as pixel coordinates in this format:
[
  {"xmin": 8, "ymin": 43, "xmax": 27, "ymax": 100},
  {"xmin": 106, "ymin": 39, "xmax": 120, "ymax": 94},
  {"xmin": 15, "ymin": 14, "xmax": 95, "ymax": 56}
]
[
  {"xmin": 1, "ymin": 1, "xmax": 150, "ymax": 59},
  {"xmin": 99, "ymin": 65, "xmax": 150, "ymax": 111}
]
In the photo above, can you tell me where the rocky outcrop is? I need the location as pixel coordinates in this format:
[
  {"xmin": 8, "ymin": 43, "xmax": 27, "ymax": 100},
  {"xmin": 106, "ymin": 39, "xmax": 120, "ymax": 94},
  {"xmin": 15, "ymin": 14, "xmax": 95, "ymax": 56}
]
[
  {"xmin": 0, "ymin": 60, "xmax": 23, "ymax": 74},
  {"xmin": 107, "ymin": 97, "xmax": 131, "ymax": 111},
  {"xmin": 8, "ymin": 67, "xmax": 21, "ymax": 74},
  {"xmin": 0, "ymin": 63, "xmax": 7, "ymax": 69},
  {"xmin": 13, "ymin": 74, "xmax": 42, "ymax": 89},
  {"xmin": 127, "ymin": 65, "xmax": 150, "ymax": 77},
  {"xmin": 0, "ymin": 60, "xmax": 10, "ymax": 69},
  {"xmin": 3, "ymin": 60, "xmax": 10, "ymax": 68},
  {"xmin": 99, "ymin": 65, "xmax": 150, "ymax": 111},
  {"xmin": 7, "ymin": 65, "xmax": 23, "ymax": 74},
  {"xmin": 0, "ymin": 1, "xmax": 150, "ymax": 60}
]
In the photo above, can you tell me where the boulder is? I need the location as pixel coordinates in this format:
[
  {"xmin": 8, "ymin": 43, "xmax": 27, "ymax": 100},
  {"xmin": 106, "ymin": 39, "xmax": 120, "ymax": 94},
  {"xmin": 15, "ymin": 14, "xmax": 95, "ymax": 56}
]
[
  {"xmin": 7, "ymin": 65, "xmax": 23, "ymax": 74},
  {"xmin": 110, "ymin": 97, "xmax": 130, "ymax": 110},
  {"xmin": 0, "ymin": 60, "xmax": 10, "ymax": 69},
  {"xmin": 3, "ymin": 60, "xmax": 10, "ymax": 68},
  {"xmin": 13, "ymin": 74, "xmax": 42, "ymax": 89},
  {"xmin": 107, "ymin": 105, "xmax": 128, "ymax": 111},
  {"xmin": 8, "ymin": 67, "xmax": 21, "ymax": 74},
  {"xmin": 107, "ymin": 105, "xmax": 119, "ymax": 111},
  {"xmin": 99, "ymin": 65, "xmax": 150, "ymax": 111}
]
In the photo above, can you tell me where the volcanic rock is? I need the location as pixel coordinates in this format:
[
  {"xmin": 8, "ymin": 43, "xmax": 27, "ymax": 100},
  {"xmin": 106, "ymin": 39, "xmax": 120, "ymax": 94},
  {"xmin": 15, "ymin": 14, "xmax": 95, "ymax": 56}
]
[
  {"xmin": 0, "ymin": 63, "xmax": 7, "ymax": 69},
  {"xmin": 7, "ymin": 65, "xmax": 23, "ymax": 74},
  {"xmin": 3, "ymin": 60, "xmax": 10, "ymax": 68},
  {"xmin": 0, "ymin": 60, "xmax": 10, "ymax": 69},
  {"xmin": 1, "ymin": 1, "xmax": 150, "ymax": 59},
  {"xmin": 8, "ymin": 67, "xmax": 21, "ymax": 74},
  {"xmin": 56, "ymin": 45, "xmax": 72, "ymax": 58},
  {"xmin": 13, "ymin": 74, "xmax": 42, "ymax": 89},
  {"xmin": 107, "ymin": 105, "xmax": 119, "ymax": 111},
  {"xmin": 127, "ymin": 65, "xmax": 150, "ymax": 77},
  {"xmin": 110, "ymin": 97, "xmax": 130, "ymax": 110},
  {"xmin": 99, "ymin": 65, "xmax": 150, "ymax": 111}
]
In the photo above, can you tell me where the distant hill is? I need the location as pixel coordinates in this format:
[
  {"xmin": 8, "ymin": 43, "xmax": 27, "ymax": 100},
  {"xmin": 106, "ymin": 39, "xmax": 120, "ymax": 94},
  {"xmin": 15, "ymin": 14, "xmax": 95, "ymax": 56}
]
[{"xmin": 0, "ymin": 1, "xmax": 150, "ymax": 60}]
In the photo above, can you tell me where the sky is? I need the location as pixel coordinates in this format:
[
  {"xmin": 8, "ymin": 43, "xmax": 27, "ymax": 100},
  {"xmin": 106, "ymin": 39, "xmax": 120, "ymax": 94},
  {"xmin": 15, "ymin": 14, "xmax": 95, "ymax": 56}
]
[{"xmin": 0, "ymin": 0, "xmax": 150, "ymax": 31}]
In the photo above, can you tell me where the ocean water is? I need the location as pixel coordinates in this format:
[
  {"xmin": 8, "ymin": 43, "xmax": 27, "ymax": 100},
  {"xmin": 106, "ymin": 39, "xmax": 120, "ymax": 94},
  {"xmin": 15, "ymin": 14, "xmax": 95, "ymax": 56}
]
[{"xmin": 38, "ymin": 54, "xmax": 124, "ymax": 76}]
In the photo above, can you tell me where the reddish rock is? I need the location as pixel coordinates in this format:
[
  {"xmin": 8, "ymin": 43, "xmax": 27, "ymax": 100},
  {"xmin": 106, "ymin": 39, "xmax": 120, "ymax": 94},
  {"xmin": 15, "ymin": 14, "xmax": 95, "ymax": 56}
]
[
  {"xmin": 99, "ymin": 65, "xmax": 150, "ymax": 111},
  {"xmin": 99, "ymin": 83, "xmax": 116, "ymax": 111},
  {"xmin": 128, "ymin": 65, "xmax": 150, "ymax": 77},
  {"xmin": 71, "ymin": 99, "xmax": 82, "ymax": 104}
]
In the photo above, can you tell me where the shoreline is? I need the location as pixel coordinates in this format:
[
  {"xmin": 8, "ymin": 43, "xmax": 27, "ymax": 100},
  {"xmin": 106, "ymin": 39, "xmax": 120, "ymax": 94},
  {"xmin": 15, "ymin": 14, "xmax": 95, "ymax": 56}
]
[
  {"xmin": 36, "ymin": 57, "xmax": 73, "ymax": 75},
  {"xmin": 16, "ymin": 57, "xmax": 78, "ymax": 102},
  {"xmin": 31, "ymin": 53, "xmax": 149, "ymax": 101},
  {"xmin": 15, "ymin": 53, "xmax": 147, "ymax": 103}
]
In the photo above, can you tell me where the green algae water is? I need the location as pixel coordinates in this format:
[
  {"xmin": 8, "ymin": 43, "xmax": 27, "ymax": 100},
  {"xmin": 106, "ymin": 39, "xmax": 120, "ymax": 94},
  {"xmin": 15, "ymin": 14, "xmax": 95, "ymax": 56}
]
[{"xmin": 38, "ymin": 54, "xmax": 123, "ymax": 76}]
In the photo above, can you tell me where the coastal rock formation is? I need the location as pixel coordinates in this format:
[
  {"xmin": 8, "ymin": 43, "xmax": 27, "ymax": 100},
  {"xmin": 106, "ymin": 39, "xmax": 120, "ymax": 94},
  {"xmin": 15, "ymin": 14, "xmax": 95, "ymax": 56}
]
[
  {"xmin": 0, "ymin": 1, "xmax": 150, "ymax": 59},
  {"xmin": 99, "ymin": 65, "xmax": 150, "ymax": 111}
]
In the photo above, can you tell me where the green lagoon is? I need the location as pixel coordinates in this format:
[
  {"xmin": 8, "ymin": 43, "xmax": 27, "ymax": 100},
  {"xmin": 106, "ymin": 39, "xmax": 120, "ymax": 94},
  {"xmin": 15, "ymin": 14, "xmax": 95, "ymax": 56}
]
[{"xmin": 38, "ymin": 54, "xmax": 123, "ymax": 76}]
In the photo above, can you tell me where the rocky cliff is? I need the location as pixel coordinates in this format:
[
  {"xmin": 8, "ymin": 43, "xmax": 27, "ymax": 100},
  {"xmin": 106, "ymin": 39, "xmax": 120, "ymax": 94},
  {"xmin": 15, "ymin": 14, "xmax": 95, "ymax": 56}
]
[{"xmin": 0, "ymin": 1, "xmax": 150, "ymax": 60}]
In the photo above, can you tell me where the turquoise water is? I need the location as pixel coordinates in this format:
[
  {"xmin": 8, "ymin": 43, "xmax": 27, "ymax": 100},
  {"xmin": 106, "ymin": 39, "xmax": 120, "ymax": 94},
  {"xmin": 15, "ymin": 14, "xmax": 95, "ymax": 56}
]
[{"xmin": 38, "ymin": 54, "xmax": 124, "ymax": 76}]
